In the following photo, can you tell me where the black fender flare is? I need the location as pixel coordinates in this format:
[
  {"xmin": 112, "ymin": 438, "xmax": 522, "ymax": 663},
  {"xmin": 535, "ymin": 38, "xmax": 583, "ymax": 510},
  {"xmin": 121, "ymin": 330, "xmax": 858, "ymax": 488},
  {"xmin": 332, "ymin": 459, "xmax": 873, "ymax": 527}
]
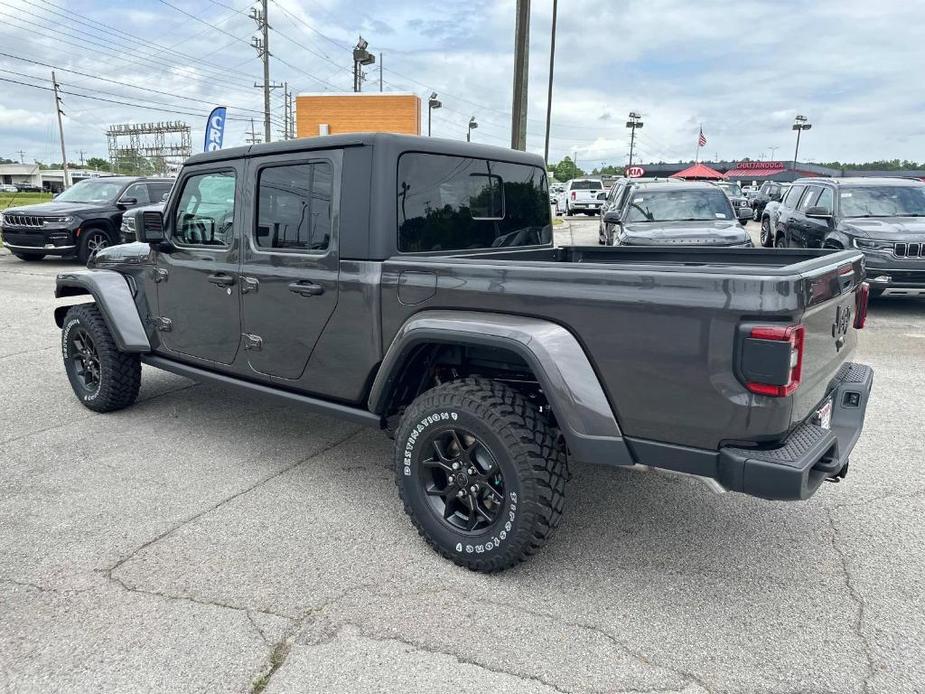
[
  {"xmin": 369, "ymin": 310, "xmax": 634, "ymax": 467},
  {"xmin": 54, "ymin": 269, "xmax": 150, "ymax": 352}
]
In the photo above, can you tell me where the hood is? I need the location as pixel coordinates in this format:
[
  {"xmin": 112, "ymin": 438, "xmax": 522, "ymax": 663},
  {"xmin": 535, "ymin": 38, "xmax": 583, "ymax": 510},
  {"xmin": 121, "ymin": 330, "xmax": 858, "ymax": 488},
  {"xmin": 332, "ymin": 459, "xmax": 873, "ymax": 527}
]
[
  {"xmin": 3, "ymin": 201, "xmax": 111, "ymax": 216},
  {"xmin": 89, "ymin": 241, "xmax": 152, "ymax": 268},
  {"xmin": 623, "ymin": 219, "xmax": 751, "ymax": 246},
  {"xmin": 841, "ymin": 217, "xmax": 925, "ymax": 241}
]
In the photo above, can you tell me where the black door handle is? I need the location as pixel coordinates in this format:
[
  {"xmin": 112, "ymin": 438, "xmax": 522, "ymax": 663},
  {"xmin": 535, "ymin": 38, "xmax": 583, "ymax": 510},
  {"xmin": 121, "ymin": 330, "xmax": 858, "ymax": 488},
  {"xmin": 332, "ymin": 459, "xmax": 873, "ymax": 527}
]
[
  {"xmin": 288, "ymin": 281, "xmax": 324, "ymax": 297},
  {"xmin": 207, "ymin": 273, "xmax": 236, "ymax": 287}
]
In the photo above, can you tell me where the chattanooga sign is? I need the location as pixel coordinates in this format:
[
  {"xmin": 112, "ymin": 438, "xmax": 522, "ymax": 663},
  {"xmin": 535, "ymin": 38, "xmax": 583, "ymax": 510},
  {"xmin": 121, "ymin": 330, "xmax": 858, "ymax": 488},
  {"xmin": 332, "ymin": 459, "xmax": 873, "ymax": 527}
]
[{"xmin": 734, "ymin": 161, "xmax": 785, "ymax": 171}]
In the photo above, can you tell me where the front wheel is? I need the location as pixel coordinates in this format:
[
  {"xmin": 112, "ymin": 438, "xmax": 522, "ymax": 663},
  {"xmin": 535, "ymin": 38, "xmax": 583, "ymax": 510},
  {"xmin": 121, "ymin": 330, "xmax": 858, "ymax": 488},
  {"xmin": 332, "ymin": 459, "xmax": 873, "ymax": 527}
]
[
  {"xmin": 760, "ymin": 217, "xmax": 772, "ymax": 247},
  {"xmin": 775, "ymin": 233, "xmax": 789, "ymax": 248},
  {"xmin": 394, "ymin": 378, "xmax": 567, "ymax": 573},
  {"xmin": 78, "ymin": 228, "xmax": 112, "ymax": 265},
  {"xmin": 62, "ymin": 304, "xmax": 141, "ymax": 412}
]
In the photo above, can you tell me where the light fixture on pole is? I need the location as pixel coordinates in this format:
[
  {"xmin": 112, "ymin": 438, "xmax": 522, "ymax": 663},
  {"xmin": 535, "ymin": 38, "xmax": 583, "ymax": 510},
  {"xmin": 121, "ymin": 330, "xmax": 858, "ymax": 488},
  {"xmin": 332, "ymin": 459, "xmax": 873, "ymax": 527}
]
[
  {"xmin": 467, "ymin": 116, "xmax": 478, "ymax": 142},
  {"xmin": 352, "ymin": 36, "xmax": 376, "ymax": 92},
  {"xmin": 427, "ymin": 92, "xmax": 442, "ymax": 137},
  {"xmin": 626, "ymin": 111, "xmax": 643, "ymax": 169},
  {"xmin": 791, "ymin": 115, "xmax": 811, "ymax": 169}
]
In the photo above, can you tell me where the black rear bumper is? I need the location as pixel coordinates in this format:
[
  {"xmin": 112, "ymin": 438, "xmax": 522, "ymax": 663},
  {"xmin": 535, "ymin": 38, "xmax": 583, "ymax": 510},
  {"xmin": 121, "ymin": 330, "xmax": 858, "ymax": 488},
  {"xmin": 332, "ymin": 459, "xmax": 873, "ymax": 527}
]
[{"xmin": 718, "ymin": 363, "xmax": 874, "ymax": 500}]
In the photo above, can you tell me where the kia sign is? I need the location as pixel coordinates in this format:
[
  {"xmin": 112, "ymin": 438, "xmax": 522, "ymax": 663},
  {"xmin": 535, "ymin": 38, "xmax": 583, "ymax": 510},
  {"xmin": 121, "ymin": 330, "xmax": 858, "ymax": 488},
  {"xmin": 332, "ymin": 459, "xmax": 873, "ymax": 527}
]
[
  {"xmin": 625, "ymin": 166, "xmax": 646, "ymax": 178},
  {"xmin": 203, "ymin": 106, "xmax": 227, "ymax": 152}
]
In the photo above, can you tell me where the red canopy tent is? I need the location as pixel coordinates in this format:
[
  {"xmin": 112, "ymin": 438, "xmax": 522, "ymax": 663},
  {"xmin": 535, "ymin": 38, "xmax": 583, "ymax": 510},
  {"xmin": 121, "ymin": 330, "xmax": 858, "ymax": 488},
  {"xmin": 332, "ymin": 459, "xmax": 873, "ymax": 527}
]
[{"xmin": 670, "ymin": 163, "xmax": 727, "ymax": 180}]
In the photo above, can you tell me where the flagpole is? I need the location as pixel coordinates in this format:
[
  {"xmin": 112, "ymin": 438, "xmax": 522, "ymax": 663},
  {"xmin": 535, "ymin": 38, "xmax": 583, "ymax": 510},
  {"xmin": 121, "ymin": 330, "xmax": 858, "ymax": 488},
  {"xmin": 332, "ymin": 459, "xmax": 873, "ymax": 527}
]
[{"xmin": 695, "ymin": 123, "xmax": 702, "ymax": 163}]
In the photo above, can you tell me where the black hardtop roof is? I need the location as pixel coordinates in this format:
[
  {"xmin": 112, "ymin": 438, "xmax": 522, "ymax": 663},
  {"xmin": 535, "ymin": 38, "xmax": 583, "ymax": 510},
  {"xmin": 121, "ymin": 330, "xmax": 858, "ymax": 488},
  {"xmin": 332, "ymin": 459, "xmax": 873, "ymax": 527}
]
[
  {"xmin": 184, "ymin": 132, "xmax": 546, "ymax": 169},
  {"xmin": 793, "ymin": 176, "xmax": 924, "ymax": 187}
]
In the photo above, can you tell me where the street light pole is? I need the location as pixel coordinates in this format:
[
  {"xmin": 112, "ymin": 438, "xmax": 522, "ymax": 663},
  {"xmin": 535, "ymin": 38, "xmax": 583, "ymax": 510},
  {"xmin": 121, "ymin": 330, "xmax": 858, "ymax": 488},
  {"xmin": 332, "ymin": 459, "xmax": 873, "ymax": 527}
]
[
  {"xmin": 427, "ymin": 92, "xmax": 442, "ymax": 137},
  {"xmin": 543, "ymin": 0, "xmax": 558, "ymax": 167},
  {"xmin": 510, "ymin": 0, "xmax": 530, "ymax": 151},
  {"xmin": 626, "ymin": 112, "xmax": 643, "ymax": 169},
  {"xmin": 467, "ymin": 116, "xmax": 478, "ymax": 142},
  {"xmin": 792, "ymin": 115, "xmax": 811, "ymax": 170}
]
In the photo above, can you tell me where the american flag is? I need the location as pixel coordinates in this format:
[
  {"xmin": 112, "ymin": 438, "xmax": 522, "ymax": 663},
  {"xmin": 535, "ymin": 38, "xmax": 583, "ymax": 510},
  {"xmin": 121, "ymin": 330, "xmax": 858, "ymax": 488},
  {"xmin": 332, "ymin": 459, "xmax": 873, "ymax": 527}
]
[{"xmin": 698, "ymin": 127, "xmax": 707, "ymax": 147}]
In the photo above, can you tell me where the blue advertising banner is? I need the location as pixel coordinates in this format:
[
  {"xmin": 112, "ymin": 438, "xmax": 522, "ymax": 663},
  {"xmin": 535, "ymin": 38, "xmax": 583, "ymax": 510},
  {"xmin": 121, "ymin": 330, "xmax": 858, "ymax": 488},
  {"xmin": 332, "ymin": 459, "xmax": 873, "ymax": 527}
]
[{"xmin": 204, "ymin": 107, "xmax": 227, "ymax": 152}]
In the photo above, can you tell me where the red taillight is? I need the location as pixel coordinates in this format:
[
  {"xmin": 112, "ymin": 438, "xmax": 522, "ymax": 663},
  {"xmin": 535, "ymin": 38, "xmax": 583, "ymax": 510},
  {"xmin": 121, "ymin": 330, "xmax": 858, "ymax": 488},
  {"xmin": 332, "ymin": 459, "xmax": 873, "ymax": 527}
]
[
  {"xmin": 854, "ymin": 282, "xmax": 869, "ymax": 329},
  {"xmin": 745, "ymin": 324, "xmax": 805, "ymax": 397},
  {"xmin": 570, "ymin": 191, "xmax": 576, "ymax": 200}
]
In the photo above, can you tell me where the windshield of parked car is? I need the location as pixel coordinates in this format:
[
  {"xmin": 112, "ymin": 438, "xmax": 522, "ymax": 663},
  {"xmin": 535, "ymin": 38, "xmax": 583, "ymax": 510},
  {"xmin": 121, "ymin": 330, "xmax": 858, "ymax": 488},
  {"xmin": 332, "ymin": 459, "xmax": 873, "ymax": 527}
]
[
  {"xmin": 625, "ymin": 189, "xmax": 734, "ymax": 222},
  {"xmin": 570, "ymin": 180, "xmax": 603, "ymax": 190},
  {"xmin": 839, "ymin": 186, "xmax": 925, "ymax": 217},
  {"xmin": 54, "ymin": 179, "xmax": 125, "ymax": 204},
  {"xmin": 716, "ymin": 182, "xmax": 743, "ymax": 196}
]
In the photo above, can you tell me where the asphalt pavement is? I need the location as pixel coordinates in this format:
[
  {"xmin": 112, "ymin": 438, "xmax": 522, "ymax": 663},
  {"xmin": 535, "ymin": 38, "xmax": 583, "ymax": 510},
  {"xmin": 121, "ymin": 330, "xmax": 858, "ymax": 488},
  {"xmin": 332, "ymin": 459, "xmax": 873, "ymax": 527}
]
[{"xmin": 1, "ymin": 231, "xmax": 924, "ymax": 693}]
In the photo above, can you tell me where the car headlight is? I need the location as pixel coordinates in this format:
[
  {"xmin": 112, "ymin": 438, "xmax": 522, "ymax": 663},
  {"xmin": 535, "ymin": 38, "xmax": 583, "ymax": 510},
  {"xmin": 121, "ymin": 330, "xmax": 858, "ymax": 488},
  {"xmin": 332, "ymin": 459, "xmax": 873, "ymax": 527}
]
[{"xmin": 853, "ymin": 238, "xmax": 892, "ymax": 251}]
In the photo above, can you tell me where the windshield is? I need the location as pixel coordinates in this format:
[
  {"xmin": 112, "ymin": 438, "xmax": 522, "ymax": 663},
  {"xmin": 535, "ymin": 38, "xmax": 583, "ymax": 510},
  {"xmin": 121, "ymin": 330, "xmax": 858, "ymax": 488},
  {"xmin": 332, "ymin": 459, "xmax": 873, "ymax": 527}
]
[
  {"xmin": 716, "ymin": 182, "xmax": 743, "ymax": 196},
  {"xmin": 55, "ymin": 179, "xmax": 125, "ymax": 204},
  {"xmin": 625, "ymin": 189, "xmax": 734, "ymax": 223},
  {"xmin": 839, "ymin": 186, "xmax": 925, "ymax": 217},
  {"xmin": 571, "ymin": 180, "xmax": 603, "ymax": 190}
]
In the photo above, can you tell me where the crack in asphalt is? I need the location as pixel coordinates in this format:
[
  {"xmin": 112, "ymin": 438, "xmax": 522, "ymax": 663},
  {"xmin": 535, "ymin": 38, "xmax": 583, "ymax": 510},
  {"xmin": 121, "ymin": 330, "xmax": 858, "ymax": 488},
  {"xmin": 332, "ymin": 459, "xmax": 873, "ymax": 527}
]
[
  {"xmin": 0, "ymin": 577, "xmax": 94, "ymax": 596},
  {"xmin": 825, "ymin": 506, "xmax": 876, "ymax": 694},
  {"xmin": 104, "ymin": 426, "xmax": 364, "ymax": 580},
  {"xmin": 0, "ymin": 345, "xmax": 57, "ymax": 361},
  {"xmin": 0, "ymin": 381, "xmax": 199, "ymax": 446},
  {"xmin": 830, "ymin": 488, "xmax": 925, "ymax": 510}
]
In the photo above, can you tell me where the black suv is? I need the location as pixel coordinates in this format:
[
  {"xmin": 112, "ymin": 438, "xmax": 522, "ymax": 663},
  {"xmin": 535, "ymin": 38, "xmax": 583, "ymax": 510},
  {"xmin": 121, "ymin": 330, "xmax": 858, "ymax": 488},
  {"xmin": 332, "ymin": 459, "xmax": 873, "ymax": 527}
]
[
  {"xmin": 1, "ymin": 176, "xmax": 174, "ymax": 263},
  {"xmin": 750, "ymin": 181, "xmax": 789, "ymax": 221},
  {"xmin": 773, "ymin": 177, "xmax": 925, "ymax": 296}
]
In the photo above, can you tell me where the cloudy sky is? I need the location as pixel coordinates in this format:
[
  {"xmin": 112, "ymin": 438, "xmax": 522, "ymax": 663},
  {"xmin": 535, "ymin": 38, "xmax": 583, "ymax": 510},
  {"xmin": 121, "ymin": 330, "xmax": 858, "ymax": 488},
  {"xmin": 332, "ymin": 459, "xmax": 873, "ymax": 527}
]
[{"xmin": 1, "ymin": 0, "xmax": 923, "ymax": 168}]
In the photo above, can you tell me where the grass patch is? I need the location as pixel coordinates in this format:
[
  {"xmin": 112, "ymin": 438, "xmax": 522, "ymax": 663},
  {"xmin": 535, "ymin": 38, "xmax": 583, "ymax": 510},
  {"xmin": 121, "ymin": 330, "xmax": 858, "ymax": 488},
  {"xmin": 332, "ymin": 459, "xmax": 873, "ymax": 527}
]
[
  {"xmin": 1, "ymin": 192, "xmax": 53, "ymax": 209},
  {"xmin": 552, "ymin": 218, "xmax": 564, "ymax": 226}
]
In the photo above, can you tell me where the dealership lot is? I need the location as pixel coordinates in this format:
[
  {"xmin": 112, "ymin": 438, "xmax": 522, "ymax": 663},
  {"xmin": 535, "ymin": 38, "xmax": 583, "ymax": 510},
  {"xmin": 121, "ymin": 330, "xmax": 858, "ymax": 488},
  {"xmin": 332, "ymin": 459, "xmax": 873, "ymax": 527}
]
[{"xmin": 1, "ymin": 236, "xmax": 924, "ymax": 693}]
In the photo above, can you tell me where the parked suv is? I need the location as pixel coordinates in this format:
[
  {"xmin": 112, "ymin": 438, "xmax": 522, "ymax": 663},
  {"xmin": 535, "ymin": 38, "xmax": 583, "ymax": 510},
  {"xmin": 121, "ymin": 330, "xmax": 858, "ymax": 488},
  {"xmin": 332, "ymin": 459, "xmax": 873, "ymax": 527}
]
[
  {"xmin": 53, "ymin": 134, "xmax": 872, "ymax": 572},
  {"xmin": 773, "ymin": 177, "xmax": 925, "ymax": 296},
  {"xmin": 751, "ymin": 181, "xmax": 789, "ymax": 221},
  {"xmin": 0, "ymin": 176, "xmax": 174, "ymax": 263}
]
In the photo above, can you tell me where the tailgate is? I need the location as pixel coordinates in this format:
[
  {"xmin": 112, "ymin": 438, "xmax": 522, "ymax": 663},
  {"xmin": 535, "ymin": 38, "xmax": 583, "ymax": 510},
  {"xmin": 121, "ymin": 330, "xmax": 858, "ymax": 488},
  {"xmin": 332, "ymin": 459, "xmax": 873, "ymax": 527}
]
[{"xmin": 790, "ymin": 254, "xmax": 866, "ymax": 426}]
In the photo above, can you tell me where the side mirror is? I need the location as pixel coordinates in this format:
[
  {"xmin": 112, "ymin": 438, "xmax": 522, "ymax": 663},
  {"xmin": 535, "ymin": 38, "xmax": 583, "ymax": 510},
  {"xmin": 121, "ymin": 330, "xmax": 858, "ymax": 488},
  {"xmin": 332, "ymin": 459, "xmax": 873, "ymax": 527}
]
[
  {"xmin": 161, "ymin": 192, "xmax": 170, "ymax": 202},
  {"xmin": 118, "ymin": 197, "xmax": 138, "ymax": 208},
  {"xmin": 805, "ymin": 206, "xmax": 833, "ymax": 218},
  {"xmin": 603, "ymin": 210, "xmax": 621, "ymax": 224},
  {"xmin": 137, "ymin": 210, "xmax": 166, "ymax": 243}
]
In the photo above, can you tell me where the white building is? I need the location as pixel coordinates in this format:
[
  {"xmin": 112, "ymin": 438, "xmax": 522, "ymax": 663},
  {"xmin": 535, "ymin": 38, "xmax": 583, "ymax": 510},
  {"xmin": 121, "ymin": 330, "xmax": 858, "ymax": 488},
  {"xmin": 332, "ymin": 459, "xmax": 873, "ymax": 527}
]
[{"xmin": 0, "ymin": 164, "xmax": 116, "ymax": 192}]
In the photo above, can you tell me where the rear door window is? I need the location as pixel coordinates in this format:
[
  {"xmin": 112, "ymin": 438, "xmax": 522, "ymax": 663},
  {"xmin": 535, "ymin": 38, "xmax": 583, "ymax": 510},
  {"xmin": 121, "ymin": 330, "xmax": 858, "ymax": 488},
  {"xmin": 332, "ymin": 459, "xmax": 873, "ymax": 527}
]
[
  {"xmin": 398, "ymin": 153, "xmax": 551, "ymax": 252},
  {"xmin": 783, "ymin": 184, "xmax": 806, "ymax": 208}
]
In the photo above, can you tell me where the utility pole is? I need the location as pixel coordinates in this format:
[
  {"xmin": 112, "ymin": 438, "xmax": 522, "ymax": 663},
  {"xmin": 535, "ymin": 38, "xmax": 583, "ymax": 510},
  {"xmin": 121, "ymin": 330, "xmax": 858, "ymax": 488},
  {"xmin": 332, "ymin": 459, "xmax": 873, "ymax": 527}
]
[
  {"xmin": 510, "ymin": 0, "xmax": 530, "ymax": 151},
  {"xmin": 792, "ymin": 115, "xmax": 811, "ymax": 170},
  {"xmin": 625, "ymin": 111, "xmax": 643, "ymax": 169},
  {"xmin": 289, "ymin": 88, "xmax": 296, "ymax": 139},
  {"xmin": 427, "ymin": 92, "xmax": 442, "ymax": 137},
  {"xmin": 78, "ymin": 150, "xmax": 86, "ymax": 167},
  {"xmin": 282, "ymin": 81, "xmax": 289, "ymax": 140},
  {"xmin": 251, "ymin": 0, "xmax": 281, "ymax": 144},
  {"xmin": 245, "ymin": 118, "xmax": 262, "ymax": 145},
  {"xmin": 353, "ymin": 37, "xmax": 375, "ymax": 92},
  {"xmin": 543, "ymin": 0, "xmax": 558, "ymax": 166},
  {"xmin": 379, "ymin": 53, "xmax": 383, "ymax": 92},
  {"xmin": 51, "ymin": 71, "xmax": 69, "ymax": 189}
]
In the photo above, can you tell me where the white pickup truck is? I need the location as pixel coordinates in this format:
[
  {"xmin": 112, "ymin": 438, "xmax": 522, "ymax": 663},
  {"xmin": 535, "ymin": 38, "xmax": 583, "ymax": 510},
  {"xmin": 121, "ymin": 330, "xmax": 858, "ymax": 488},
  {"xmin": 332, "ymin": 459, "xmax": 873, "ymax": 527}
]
[{"xmin": 555, "ymin": 178, "xmax": 604, "ymax": 216}]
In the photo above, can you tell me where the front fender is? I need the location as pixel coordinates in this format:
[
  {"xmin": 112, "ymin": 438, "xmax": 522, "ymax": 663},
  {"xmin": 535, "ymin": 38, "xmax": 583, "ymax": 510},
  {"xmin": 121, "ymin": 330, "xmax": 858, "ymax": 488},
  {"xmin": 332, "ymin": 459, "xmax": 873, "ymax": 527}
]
[
  {"xmin": 370, "ymin": 311, "xmax": 634, "ymax": 467},
  {"xmin": 55, "ymin": 269, "xmax": 150, "ymax": 352}
]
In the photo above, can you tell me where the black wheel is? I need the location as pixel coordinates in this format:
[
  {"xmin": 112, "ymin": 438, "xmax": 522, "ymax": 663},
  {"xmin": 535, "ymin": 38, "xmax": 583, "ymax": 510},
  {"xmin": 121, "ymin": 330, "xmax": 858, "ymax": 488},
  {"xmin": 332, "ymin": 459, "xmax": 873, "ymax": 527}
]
[
  {"xmin": 760, "ymin": 217, "xmax": 772, "ymax": 247},
  {"xmin": 13, "ymin": 252, "xmax": 45, "ymax": 261},
  {"xmin": 62, "ymin": 304, "xmax": 141, "ymax": 412},
  {"xmin": 78, "ymin": 228, "xmax": 112, "ymax": 265},
  {"xmin": 394, "ymin": 377, "xmax": 567, "ymax": 573},
  {"xmin": 752, "ymin": 206, "xmax": 760, "ymax": 222},
  {"xmin": 775, "ymin": 233, "xmax": 788, "ymax": 248},
  {"xmin": 598, "ymin": 224, "xmax": 605, "ymax": 244}
]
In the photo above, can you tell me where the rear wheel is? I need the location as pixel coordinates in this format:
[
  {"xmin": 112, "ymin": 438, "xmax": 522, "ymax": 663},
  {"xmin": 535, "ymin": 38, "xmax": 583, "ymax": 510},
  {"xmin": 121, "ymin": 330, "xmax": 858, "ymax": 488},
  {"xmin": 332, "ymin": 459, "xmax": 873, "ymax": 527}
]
[
  {"xmin": 752, "ymin": 206, "xmax": 761, "ymax": 222},
  {"xmin": 760, "ymin": 217, "xmax": 772, "ymax": 247},
  {"xmin": 62, "ymin": 304, "xmax": 141, "ymax": 412},
  {"xmin": 394, "ymin": 378, "xmax": 567, "ymax": 573},
  {"xmin": 13, "ymin": 252, "xmax": 45, "ymax": 261},
  {"xmin": 775, "ymin": 233, "xmax": 788, "ymax": 248},
  {"xmin": 77, "ymin": 228, "xmax": 112, "ymax": 265}
]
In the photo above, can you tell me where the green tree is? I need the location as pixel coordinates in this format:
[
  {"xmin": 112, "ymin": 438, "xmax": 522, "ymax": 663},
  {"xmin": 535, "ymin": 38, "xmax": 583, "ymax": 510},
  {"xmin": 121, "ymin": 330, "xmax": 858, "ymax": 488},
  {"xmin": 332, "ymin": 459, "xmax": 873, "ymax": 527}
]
[
  {"xmin": 85, "ymin": 157, "xmax": 111, "ymax": 171},
  {"xmin": 551, "ymin": 156, "xmax": 585, "ymax": 182}
]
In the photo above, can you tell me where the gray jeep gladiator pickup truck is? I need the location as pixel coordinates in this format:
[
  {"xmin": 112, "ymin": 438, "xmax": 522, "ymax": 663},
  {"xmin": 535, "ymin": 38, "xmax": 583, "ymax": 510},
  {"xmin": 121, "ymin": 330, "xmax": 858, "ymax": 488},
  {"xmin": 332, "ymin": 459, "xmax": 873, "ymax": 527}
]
[{"xmin": 54, "ymin": 134, "xmax": 874, "ymax": 572}]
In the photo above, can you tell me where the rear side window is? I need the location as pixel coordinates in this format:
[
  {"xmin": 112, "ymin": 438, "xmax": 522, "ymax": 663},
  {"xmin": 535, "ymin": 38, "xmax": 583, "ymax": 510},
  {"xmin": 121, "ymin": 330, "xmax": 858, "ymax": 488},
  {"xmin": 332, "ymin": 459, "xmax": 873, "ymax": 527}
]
[
  {"xmin": 783, "ymin": 184, "xmax": 805, "ymax": 208},
  {"xmin": 256, "ymin": 162, "xmax": 333, "ymax": 252},
  {"xmin": 398, "ymin": 153, "xmax": 551, "ymax": 252}
]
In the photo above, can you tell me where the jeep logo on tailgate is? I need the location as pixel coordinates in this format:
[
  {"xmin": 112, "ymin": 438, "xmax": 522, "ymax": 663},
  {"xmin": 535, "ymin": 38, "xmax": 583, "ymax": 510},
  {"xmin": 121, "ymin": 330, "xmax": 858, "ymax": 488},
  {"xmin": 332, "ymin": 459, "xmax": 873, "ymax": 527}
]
[{"xmin": 833, "ymin": 305, "xmax": 851, "ymax": 350}]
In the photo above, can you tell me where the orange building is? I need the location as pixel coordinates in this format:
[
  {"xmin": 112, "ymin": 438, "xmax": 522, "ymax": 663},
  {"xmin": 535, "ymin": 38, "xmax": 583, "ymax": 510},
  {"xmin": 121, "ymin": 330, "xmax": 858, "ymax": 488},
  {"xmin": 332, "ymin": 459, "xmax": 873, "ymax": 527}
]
[{"xmin": 295, "ymin": 92, "xmax": 421, "ymax": 138}]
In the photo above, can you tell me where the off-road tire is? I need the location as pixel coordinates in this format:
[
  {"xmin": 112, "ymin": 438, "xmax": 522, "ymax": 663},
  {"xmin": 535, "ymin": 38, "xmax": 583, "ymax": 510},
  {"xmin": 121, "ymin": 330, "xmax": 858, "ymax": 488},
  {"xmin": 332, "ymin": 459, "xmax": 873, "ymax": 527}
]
[
  {"xmin": 394, "ymin": 377, "xmax": 567, "ymax": 573},
  {"xmin": 62, "ymin": 304, "xmax": 141, "ymax": 412}
]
